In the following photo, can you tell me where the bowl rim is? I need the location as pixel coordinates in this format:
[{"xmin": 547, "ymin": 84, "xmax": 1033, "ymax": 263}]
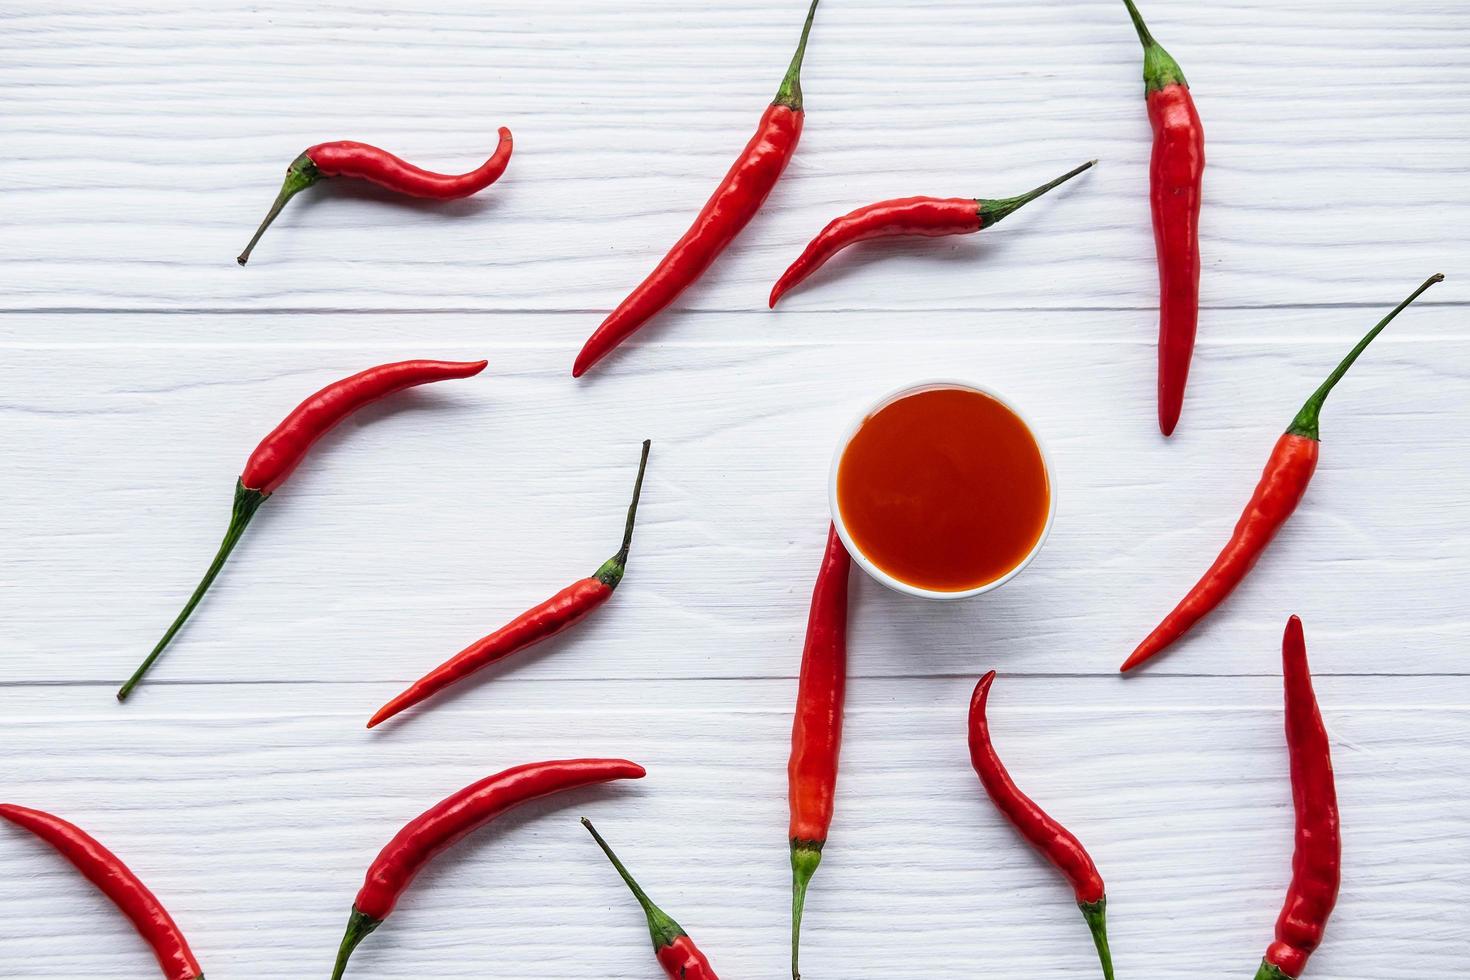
[{"xmin": 828, "ymin": 378, "xmax": 1057, "ymax": 601}]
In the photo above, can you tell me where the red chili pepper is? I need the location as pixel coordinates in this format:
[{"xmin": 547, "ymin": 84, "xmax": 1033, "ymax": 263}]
[
  {"xmin": 768, "ymin": 160, "xmax": 1096, "ymax": 307},
  {"xmin": 787, "ymin": 523, "xmax": 851, "ymax": 980},
  {"xmin": 581, "ymin": 818, "xmax": 720, "ymax": 980},
  {"xmin": 330, "ymin": 759, "xmax": 645, "ymax": 980},
  {"xmin": 236, "ymin": 127, "xmax": 513, "ymax": 265},
  {"xmin": 1121, "ymin": 274, "xmax": 1443, "ymax": 672},
  {"xmin": 1256, "ymin": 616, "xmax": 1340, "ymax": 980},
  {"xmin": 366, "ymin": 439, "xmax": 652, "ymax": 728},
  {"xmin": 968, "ymin": 672, "xmax": 1115, "ymax": 980},
  {"xmin": 1123, "ymin": 0, "xmax": 1205, "ymax": 436},
  {"xmin": 571, "ymin": 0, "xmax": 821, "ymax": 377},
  {"xmin": 0, "ymin": 804, "xmax": 204, "ymax": 980},
  {"xmin": 118, "ymin": 358, "xmax": 488, "ymax": 701}
]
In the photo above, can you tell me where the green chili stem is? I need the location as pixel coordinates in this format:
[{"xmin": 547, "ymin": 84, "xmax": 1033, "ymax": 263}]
[
  {"xmin": 594, "ymin": 439, "xmax": 652, "ymax": 588},
  {"xmin": 1122, "ymin": 0, "xmax": 1156, "ymax": 47},
  {"xmin": 117, "ymin": 481, "xmax": 267, "ymax": 701},
  {"xmin": 1122, "ymin": 0, "xmax": 1187, "ymax": 92},
  {"xmin": 1080, "ymin": 899, "xmax": 1116, "ymax": 980},
  {"xmin": 237, "ymin": 153, "xmax": 321, "ymax": 265},
  {"xmin": 1286, "ymin": 273, "xmax": 1444, "ymax": 440},
  {"xmin": 580, "ymin": 817, "xmax": 684, "ymax": 950},
  {"xmin": 773, "ymin": 0, "xmax": 822, "ymax": 110},
  {"xmin": 1254, "ymin": 960, "xmax": 1292, "ymax": 980},
  {"xmin": 329, "ymin": 907, "xmax": 380, "ymax": 980},
  {"xmin": 790, "ymin": 841, "xmax": 823, "ymax": 980},
  {"xmin": 979, "ymin": 160, "xmax": 1097, "ymax": 229}
]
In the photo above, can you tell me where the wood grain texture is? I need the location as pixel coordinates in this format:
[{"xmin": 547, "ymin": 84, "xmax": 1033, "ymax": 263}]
[
  {"xmin": 2, "ymin": 310, "xmax": 1465, "ymax": 684},
  {"xmin": 2, "ymin": 0, "xmax": 1467, "ymax": 312},
  {"xmin": 2, "ymin": 1, "xmax": 1468, "ymax": 978},
  {"xmin": 0, "ymin": 678, "xmax": 1466, "ymax": 979}
]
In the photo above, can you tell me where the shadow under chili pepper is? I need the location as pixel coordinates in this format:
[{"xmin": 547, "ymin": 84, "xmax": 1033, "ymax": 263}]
[
  {"xmin": 248, "ymin": 183, "xmax": 504, "ymax": 258},
  {"xmin": 363, "ymin": 622, "xmax": 603, "ymax": 735},
  {"xmin": 852, "ymin": 567, "xmax": 1053, "ymax": 675},
  {"xmin": 300, "ymin": 177, "xmax": 509, "ymax": 218},
  {"xmin": 331, "ymin": 785, "xmax": 647, "ymax": 972},
  {"xmin": 249, "ymin": 391, "xmax": 485, "ymax": 510},
  {"xmin": 562, "ymin": 297, "xmax": 703, "ymax": 385},
  {"xmin": 129, "ymin": 388, "xmax": 485, "ymax": 682},
  {"xmin": 769, "ymin": 236, "xmax": 1003, "ymax": 305}
]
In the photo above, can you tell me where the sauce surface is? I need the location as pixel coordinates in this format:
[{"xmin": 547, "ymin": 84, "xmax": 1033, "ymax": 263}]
[{"xmin": 837, "ymin": 386, "xmax": 1050, "ymax": 592}]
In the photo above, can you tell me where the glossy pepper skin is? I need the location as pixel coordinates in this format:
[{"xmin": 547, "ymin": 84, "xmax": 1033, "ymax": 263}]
[
  {"xmin": 0, "ymin": 804, "xmax": 204, "ymax": 980},
  {"xmin": 581, "ymin": 819, "xmax": 720, "ymax": 979},
  {"xmin": 118, "ymin": 359, "xmax": 488, "ymax": 701},
  {"xmin": 787, "ymin": 523, "xmax": 852, "ymax": 980},
  {"xmin": 1121, "ymin": 274, "xmax": 1443, "ymax": 672},
  {"xmin": 1123, "ymin": 0, "xmax": 1204, "ymax": 436},
  {"xmin": 572, "ymin": 0, "xmax": 820, "ymax": 377},
  {"xmin": 237, "ymin": 128, "xmax": 513, "ymax": 264},
  {"xmin": 968, "ymin": 674, "xmax": 1115, "ymax": 980},
  {"xmin": 331, "ymin": 759, "xmax": 646, "ymax": 980},
  {"xmin": 768, "ymin": 160, "xmax": 1096, "ymax": 307},
  {"xmin": 367, "ymin": 440, "xmax": 652, "ymax": 728},
  {"xmin": 1256, "ymin": 616, "xmax": 1340, "ymax": 980}
]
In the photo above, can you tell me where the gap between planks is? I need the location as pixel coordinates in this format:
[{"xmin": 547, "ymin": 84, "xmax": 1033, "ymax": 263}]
[{"xmin": 2, "ymin": 301, "xmax": 1468, "ymax": 316}]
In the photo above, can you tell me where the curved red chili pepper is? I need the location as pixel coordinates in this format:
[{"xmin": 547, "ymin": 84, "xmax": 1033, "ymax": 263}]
[
  {"xmin": 581, "ymin": 818, "xmax": 720, "ymax": 980},
  {"xmin": 968, "ymin": 673, "xmax": 1114, "ymax": 980},
  {"xmin": 0, "ymin": 804, "xmax": 204, "ymax": 980},
  {"xmin": 117, "ymin": 358, "xmax": 488, "ymax": 701},
  {"xmin": 331, "ymin": 759, "xmax": 646, "ymax": 980},
  {"xmin": 1123, "ymin": 0, "xmax": 1205, "ymax": 436},
  {"xmin": 572, "ymin": 0, "xmax": 821, "ymax": 377},
  {"xmin": 787, "ymin": 523, "xmax": 851, "ymax": 980},
  {"xmin": 768, "ymin": 160, "xmax": 1096, "ymax": 307},
  {"xmin": 1256, "ymin": 616, "xmax": 1340, "ymax": 980},
  {"xmin": 1121, "ymin": 273, "xmax": 1443, "ymax": 672},
  {"xmin": 236, "ymin": 127, "xmax": 513, "ymax": 265},
  {"xmin": 366, "ymin": 439, "xmax": 652, "ymax": 728}
]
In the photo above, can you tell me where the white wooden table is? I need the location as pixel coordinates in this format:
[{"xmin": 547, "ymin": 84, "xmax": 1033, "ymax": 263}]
[{"xmin": 2, "ymin": 2, "xmax": 1467, "ymax": 977}]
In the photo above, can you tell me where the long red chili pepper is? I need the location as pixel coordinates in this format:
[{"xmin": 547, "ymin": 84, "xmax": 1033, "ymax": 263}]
[
  {"xmin": 0, "ymin": 804, "xmax": 204, "ymax": 980},
  {"xmin": 1121, "ymin": 273, "xmax": 1442, "ymax": 672},
  {"xmin": 787, "ymin": 523, "xmax": 851, "ymax": 980},
  {"xmin": 581, "ymin": 818, "xmax": 720, "ymax": 980},
  {"xmin": 571, "ymin": 0, "xmax": 821, "ymax": 377},
  {"xmin": 117, "ymin": 358, "xmax": 488, "ymax": 700},
  {"xmin": 367, "ymin": 439, "xmax": 652, "ymax": 728},
  {"xmin": 330, "ymin": 759, "xmax": 645, "ymax": 979},
  {"xmin": 1256, "ymin": 616, "xmax": 1340, "ymax": 979},
  {"xmin": 968, "ymin": 673, "xmax": 1115, "ymax": 980},
  {"xmin": 236, "ymin": 127, "xmax": 513, "ymax": 265},
  {"xmin": 768, "ymin": 160, "xmax": 1096, "ymax": 307},
  {"xmin": 1123, "ymin": 0, "xmax": 1205, "ymax": 437}
]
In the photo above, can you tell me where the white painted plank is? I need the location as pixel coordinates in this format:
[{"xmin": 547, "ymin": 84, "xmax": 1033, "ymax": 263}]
[
  {"xmin": 0, "ymin": 677, "xmax": 1464, "ymax": 979},
  {"xmin": 2, "ymin": 2, "xmax": 1468, "ymax": 978},
  {"xmin": 2, "ymin": 0, "xmax": 1467, "ymax": 312},
  {"xmin": 2, "ymin": 309, "xmax": 1465, "ymax": 685}
]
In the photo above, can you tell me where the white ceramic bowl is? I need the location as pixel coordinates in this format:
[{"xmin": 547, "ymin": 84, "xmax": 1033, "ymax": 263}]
[{"xmin": 828, "ymin": 379, "xmax": 1057, "ymax": 601}]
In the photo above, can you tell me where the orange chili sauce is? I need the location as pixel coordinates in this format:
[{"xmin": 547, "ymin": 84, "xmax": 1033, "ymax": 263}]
[{"xmin": 836, "ymin": 386, "xmax": 1050, "ymax": 592}]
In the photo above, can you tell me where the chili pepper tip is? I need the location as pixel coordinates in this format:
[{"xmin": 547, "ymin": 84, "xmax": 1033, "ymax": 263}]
[{"xmin": 970, "ymin": 670, "xmax": 998, "ymax": 711}]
